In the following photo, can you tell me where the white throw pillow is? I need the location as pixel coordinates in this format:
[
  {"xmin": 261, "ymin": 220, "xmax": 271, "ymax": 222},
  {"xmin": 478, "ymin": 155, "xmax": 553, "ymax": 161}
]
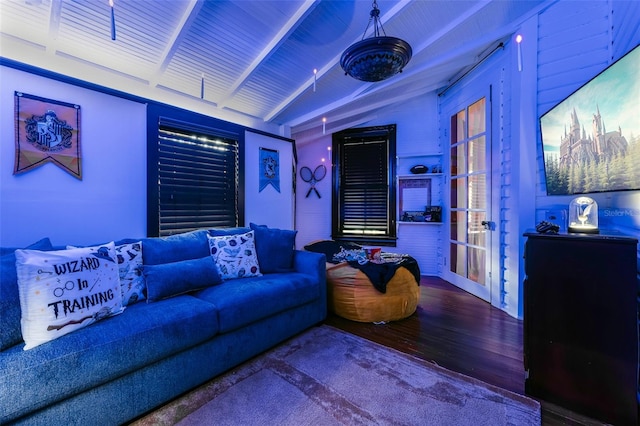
[
  {"xmin": 207, "ymin": 231, "xmax": 261, "ymax": 280},
  {"xmin": 15, "ymin": 243, "xmax": 124, "ymax": 350}
]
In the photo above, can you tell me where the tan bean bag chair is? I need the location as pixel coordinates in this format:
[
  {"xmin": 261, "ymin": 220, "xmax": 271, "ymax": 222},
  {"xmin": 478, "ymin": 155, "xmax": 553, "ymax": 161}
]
[{"xmin": 326, "ymin": 261, "xmax": 420, "ymax": 323}]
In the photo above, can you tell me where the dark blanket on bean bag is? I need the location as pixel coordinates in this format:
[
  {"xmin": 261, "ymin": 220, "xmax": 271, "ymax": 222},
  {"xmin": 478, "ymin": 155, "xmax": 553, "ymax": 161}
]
[
  {"xmin": 347, "ymin": 256, "xmax": 420, "ymax": 293},
  {"xmin": 304, "ymin": 240, "xmax": 420, "ymax": 293}
]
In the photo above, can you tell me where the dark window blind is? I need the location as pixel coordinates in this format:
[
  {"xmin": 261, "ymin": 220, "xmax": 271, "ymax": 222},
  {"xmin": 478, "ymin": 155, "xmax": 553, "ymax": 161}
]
[
  {"xmin": 157, "ymin": 124, "xmax": 238, "ymax": 236},
  {"xmin": 340, "ymin": 140, "xmax": 389, "ymax": 235},
  {"xmin": 333, "ymin": 125, "xmax": 396, "ymax": 245}
]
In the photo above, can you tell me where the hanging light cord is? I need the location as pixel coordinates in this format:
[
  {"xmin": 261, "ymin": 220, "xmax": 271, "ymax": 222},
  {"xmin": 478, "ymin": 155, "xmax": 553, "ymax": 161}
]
[{"xmin": 361, "ymin": 0, "xmax": 387, "ymax": 39}]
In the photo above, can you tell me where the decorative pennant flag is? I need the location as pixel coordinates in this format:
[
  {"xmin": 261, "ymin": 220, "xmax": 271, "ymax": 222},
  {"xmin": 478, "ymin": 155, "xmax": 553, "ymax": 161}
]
[
  {"xmin": 259, "ymin": 147, "xmax": 280, "ymax": 193},
  {"xmin": 14, "ymin": 92, "xmax": 82, "ymax": 179}
]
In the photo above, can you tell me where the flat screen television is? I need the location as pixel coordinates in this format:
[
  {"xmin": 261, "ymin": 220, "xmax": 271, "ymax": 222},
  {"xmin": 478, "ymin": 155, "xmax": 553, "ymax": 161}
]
[{"xmin": 540, "ymin": 45, "xmax": 640, "ymax": 196}]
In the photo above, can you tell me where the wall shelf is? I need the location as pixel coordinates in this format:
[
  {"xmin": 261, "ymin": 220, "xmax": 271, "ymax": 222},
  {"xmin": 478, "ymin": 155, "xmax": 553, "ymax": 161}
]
[
  {"xmin": 396, "ymin": 152, "xmax": 442, "ymax": 157},
  {"xmin": 397, "ymin": 152, "xmax": 444, "ymax": 225},
  {"xmin": 397, "ymin": 173, "xmax": 443, "ymax": 179},
  {"xmin": 396, "ymin": 153, "xmax": 442, "ymax": 176},
  {"xmin": 395, "ymin": 152, "xmax": 444, "ymax": 274},
  {"xmin": 398, "ymin": 221, "xmax": 442, "ymax": 225}
]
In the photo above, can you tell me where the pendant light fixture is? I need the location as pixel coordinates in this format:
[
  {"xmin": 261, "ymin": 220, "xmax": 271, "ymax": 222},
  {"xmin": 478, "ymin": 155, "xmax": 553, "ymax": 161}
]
[{"xmin": 340, "ymin": 0, "xmax": 412, "ymax": 82}]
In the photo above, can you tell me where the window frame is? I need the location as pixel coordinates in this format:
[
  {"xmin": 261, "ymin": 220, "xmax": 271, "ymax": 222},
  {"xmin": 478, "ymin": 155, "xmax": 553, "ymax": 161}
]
[{"xmin": 331, "ymin": 124, "xmax": 397, "ymax": 246}]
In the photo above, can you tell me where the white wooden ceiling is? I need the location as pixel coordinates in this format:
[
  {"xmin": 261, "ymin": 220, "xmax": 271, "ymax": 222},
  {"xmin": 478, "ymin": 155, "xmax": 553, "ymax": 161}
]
[{"xmin": 0, "ymin": 0, "xmax": 550, "ymax": 143}]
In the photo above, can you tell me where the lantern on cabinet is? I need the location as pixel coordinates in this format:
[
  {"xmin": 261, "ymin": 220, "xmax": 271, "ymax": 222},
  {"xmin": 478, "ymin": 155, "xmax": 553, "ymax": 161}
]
[{"xmin": 568, "ymin": 196, "xmax": 599, "ymax": 234}]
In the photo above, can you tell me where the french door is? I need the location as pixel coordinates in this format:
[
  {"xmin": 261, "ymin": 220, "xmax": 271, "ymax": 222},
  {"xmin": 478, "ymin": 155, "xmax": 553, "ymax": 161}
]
[{"xmin": 440, "ymin": 88, "xmax": 495, "ymax": 303}]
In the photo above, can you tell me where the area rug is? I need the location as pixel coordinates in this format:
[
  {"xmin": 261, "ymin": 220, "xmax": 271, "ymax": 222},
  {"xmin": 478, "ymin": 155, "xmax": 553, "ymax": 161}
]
[{"xmin": 132, "ymin": 325, "xmax": 540, "ymax": 425}]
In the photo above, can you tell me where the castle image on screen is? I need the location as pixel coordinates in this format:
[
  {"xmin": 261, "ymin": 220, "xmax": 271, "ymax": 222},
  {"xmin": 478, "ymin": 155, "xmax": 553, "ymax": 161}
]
[
  {"xmin": 540, "ymin": 45, "xmax": 640, "ymax": 196},
  {"xmin": 558, "ymin": 106, "xmax": 628, "ymax": 168}
]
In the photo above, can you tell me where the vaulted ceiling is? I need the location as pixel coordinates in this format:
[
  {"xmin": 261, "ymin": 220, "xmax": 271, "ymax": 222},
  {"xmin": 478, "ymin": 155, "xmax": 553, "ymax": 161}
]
[{"xmin": 0, "ymin": 0, "xmax": 550, "ymax": 143}]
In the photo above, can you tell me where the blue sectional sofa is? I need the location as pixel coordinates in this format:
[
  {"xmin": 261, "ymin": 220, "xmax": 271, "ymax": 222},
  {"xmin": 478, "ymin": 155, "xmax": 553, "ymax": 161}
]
[{"xmin": 0, "ymin": 227, "xmax": 327, "ymax": 425}]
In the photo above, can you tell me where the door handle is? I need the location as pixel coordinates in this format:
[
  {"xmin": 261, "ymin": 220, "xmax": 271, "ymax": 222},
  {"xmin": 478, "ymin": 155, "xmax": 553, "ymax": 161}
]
[{"xmin": 481, "ymin": 220, "xmax": 494, "ymax": 231}]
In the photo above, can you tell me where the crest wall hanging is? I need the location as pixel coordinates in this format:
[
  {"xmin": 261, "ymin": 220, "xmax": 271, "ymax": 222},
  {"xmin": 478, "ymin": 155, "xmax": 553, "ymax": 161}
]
[
  {"xmin": 14, "ymin": 92, "xmax": 82, "ymax": 179},
  {"xmin": 259, "ymin": 147, "xmax": 280, "ymax": 192}
]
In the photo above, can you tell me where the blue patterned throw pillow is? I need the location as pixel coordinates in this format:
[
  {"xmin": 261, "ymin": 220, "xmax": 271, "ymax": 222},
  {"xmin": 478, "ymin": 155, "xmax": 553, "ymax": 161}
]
[
  {"xmin": 69, "ymin": 241, "xmax": 145, "ymax": 306},
  {"xmin": 206, "ymin": 231, "xmax": 261, "ymax": 280}
]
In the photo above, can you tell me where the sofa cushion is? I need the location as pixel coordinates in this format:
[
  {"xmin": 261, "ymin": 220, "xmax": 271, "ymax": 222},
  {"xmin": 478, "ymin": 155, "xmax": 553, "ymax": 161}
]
[
  {"xmin": 250, "ymin": 223, "xmax": 297, "ymax": 273},
  {"xmin": 207, "ymin": 231, "xmax": 261, "ymax": 280},
  {"xmin": 15, "ymin": 243, "xmax": 124, "ymax": 350},
  {"xmin": 142, "ymin": 229, "xmax": 210, "ymax": 265},
  {"xmin": 144, "ymin": 256, "xmax": 222, "ymax": 302},
  {"xmin": 0, "ymin": 238, "xmax": 53, "ymax": 350},
  {"xmin": 194, "ymin": 272, "xmax": 320, "ymax": 333},
  {"xmin": 0, "ymin": 295, "xmax": 219, "ymax": 422}
]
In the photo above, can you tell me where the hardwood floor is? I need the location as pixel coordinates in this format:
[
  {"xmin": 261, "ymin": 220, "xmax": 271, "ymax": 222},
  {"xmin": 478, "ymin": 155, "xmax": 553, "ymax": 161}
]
[{"xmin": 324, "ymin": 276, "xmax": 607, "ymax": 425}]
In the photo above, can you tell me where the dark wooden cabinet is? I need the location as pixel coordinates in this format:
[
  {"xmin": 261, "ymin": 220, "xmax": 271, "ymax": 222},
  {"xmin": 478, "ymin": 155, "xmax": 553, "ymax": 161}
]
[{"xmin": 523, "ymin": 232, "xmax": 638, "ymax": 425}]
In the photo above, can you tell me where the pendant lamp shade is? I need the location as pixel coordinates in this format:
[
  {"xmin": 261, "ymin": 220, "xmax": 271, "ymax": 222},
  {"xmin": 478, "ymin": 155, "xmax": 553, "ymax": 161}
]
[{"xmin": 340, "ymin": 1, "xmax": 412, "ymax": 82}]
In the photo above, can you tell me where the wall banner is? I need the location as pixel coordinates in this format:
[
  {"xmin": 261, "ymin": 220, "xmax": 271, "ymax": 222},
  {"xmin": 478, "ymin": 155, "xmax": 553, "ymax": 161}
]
[
  {"xmin": 259, "ymin": 147, "xmax": 280, "ymax": 192},
  {"xmin": 14, "ymin": 92, "xmax": 82, "ymax": 179}
]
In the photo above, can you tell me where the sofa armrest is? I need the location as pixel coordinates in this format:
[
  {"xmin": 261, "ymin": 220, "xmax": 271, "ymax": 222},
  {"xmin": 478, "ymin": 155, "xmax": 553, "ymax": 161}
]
[
  {"xmin": 293, "ymin": 250, "xmax": 326, "ymax": 280},
  {"xmin": 293, "ymin": 250, "xmax": 327, "ymax": 316}
]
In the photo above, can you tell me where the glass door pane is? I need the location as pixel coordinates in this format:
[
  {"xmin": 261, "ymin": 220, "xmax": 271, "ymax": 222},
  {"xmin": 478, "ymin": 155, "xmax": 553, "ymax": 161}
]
[{"xmin": 449, "ymin": 97, "xmax": 488, "ymax": 288}]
